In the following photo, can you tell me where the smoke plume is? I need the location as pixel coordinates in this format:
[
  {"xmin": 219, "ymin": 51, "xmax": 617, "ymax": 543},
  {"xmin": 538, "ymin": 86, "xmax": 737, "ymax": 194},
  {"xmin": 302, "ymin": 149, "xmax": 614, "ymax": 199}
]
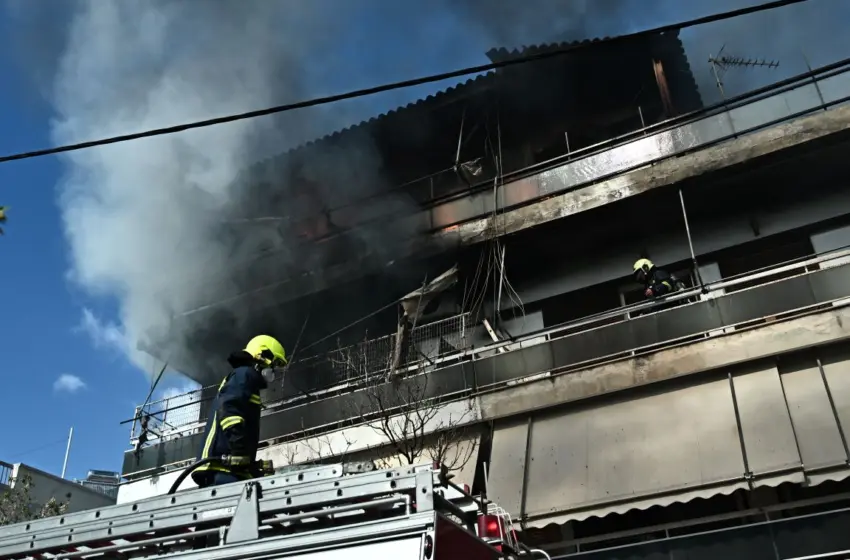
[
  {"xmin": 19, "ymin": 0, "xmax": 849, "ymax": 379},
  {"xmin": 45, "ymin": 0, "xmax": 397, "ymax": 374}
]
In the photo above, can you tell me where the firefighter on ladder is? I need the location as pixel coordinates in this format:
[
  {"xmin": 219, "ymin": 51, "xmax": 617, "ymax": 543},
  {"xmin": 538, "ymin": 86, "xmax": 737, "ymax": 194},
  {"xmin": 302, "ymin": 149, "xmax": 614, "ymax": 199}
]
[{"xmin": 191, "ymin": 335, "xmax": 287, "ymax": 488}]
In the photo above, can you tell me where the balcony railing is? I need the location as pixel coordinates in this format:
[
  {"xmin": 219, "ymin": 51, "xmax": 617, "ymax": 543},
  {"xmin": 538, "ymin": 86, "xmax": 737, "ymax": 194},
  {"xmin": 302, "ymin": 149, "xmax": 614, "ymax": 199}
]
[
  {"xmin": 129, "ymin": 312, "xmax": 472, "ymax": 445},
  {"xmin": 277, "ymin": 312, "xmax": 470, "ymax": 390},
  {"xmin": 550, "ymin": 503, "xmax": 850, "ymax": 560},
  {"xmin": 125, "ymin": 249, "xmax": 850, "ymax": 475},
  {"xmin": 128, "ymin": 241, "xmax": 850, "ymax": 457},
  {"xmin": 75, "ymin": 480, "xmax": 119, "ymax": 500}
]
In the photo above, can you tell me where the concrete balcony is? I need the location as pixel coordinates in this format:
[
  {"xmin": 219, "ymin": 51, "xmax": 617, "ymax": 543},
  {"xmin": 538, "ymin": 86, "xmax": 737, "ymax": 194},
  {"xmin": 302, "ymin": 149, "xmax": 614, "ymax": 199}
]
[{"xmin": 124, "ymin": 246, "xmax": 850, "ymax": 479}]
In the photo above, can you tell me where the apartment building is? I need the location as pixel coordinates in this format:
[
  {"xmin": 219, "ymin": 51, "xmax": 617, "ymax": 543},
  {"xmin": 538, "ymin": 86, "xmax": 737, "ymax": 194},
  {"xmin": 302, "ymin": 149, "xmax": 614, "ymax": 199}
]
[
  {"xmin": 0, "ymin": 461, "xmax": 116, "ymax": 517},
  {"xmin": 122, "ymin": 28, "xmax": 850, "ymax": 558}
]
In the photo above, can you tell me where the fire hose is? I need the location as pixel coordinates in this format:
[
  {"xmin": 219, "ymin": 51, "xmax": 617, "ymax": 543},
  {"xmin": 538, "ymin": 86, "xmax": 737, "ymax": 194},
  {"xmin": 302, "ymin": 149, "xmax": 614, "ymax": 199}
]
[{"xmin": 167, "ymin": 456, "xmax": 274, "ymax": 494}]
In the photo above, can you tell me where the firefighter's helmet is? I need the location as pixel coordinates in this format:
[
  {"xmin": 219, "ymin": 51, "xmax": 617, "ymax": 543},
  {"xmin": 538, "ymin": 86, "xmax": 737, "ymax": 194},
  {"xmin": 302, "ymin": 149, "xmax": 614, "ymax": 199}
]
[
  {"xmin": 244, "ymin": 335, "xmax": 287, "ymax": 367},
  {"xmin": 633, "ymin": 258, "xmax": 653, "ymax": 283}
]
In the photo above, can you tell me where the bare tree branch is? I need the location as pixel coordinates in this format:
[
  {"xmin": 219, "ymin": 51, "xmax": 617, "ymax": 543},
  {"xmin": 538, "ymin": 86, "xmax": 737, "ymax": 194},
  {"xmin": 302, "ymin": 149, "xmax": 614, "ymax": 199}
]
[
  {"xmin": 346, "ymin": 342, "xmax": 478, "ymax": 482},
  {"xmin": 279, "ymin": 443, "xmax": 300, "ymax": 467},
  {"xmin": 301, "ymin": 431, "xmax": 356, "ymax": 464},
  {"xmin": 423, "ymin": 398, "xmax": 477, "ymax": 474}
]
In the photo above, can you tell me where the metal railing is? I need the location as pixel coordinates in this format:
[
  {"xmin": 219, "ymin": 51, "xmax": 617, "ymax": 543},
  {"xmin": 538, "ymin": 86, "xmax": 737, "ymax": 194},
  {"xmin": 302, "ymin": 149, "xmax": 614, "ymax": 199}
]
[
  {"xmin": 130, "ymin": 312, "xmax": 472, "ymax": 445},
  {"xmin": 286, "ymin": 312, "xmax": 470, "ymax": 383},
  {"xmin": 129, "ymin": 244, "xmax": 850, "ymax": 449},
  {"xmin": 130, "ymin": 387, "xmax": 206, "ymax": 445},
  {"xmin": 75, "ymin": 481, "xmax": 119, "ymax": 500},
  {"xmin": 255, "ymin": 57, "xmax": 850, "ymax": 252},
  {"xmin": 124, "ymin": 255, "xmax": 850, "ymax": 479},
  {"xmin": 551, "ymin": 503, "xmax": 850, "ymax": 560}
]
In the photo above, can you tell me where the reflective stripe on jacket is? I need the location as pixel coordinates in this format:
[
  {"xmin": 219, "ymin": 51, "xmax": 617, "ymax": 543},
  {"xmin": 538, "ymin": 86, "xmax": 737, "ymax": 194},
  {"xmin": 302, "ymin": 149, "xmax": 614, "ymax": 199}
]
[{"xmin": 191, "ymin": 365, "xmax": 265, "ymax": 485}]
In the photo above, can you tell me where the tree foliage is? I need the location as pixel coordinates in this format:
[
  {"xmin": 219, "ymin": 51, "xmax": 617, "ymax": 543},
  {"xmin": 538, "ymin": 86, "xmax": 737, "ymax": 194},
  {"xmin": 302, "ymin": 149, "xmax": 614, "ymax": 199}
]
[{"xmin": 0, "ymin": 474, "xmax": 69, "ymax": 526}]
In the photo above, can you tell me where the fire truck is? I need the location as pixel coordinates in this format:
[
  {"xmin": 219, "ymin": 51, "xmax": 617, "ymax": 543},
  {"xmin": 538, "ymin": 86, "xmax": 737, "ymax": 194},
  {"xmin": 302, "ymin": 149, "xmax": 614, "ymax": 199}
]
[{"xmin": 0, "ymin": 462, "xmax": 551, "ymax": 560}]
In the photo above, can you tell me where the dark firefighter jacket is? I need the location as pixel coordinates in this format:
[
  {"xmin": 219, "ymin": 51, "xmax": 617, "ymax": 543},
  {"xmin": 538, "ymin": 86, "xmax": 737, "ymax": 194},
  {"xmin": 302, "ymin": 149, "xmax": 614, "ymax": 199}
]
[
  {"xmin": 644, "ymin": 267, "xmax": 678, "ymax": 297},
  {"xmin": 191, "ymin": 351, "xmax": 267, "ymax": 486}
]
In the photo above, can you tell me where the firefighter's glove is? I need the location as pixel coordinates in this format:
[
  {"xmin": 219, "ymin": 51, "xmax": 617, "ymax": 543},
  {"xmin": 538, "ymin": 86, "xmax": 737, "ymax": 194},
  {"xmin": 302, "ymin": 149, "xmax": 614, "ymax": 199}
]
[
  {"xmin": 221, "ymin": 455, "xmax": 252, "ymax": 467},
  {"xmin": 255, "ymin": 459, "xmax": 275, "ymax": 476}
]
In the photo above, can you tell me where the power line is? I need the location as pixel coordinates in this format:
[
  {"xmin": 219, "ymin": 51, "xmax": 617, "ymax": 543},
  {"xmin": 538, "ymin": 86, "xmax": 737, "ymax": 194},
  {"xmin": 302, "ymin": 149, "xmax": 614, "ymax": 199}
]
[
  {"xmin": 7, "ymin": 438, "xmax": 67, "ymax": 461},
  {"xmin": 0, "ymin": 0, "xmax": 812, "ymax": 166}
]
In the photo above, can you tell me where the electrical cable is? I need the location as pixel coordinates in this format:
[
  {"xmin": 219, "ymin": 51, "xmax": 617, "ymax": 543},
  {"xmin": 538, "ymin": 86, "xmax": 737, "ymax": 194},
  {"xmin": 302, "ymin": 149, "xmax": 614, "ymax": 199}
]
[
  {"xmin": 298, "ymin": 297, "xmax": 403, "ymax": 354},
  {"xmin": 7, "ymin": 438, "xmax": 68, "ymax": 461},
  {"xmin": 0, "ymin": 0, "xmax": 812, "ymax": 166},
  {"xmin": 487, "ymin": 103, "xmax": 526, "ymax": 325}
]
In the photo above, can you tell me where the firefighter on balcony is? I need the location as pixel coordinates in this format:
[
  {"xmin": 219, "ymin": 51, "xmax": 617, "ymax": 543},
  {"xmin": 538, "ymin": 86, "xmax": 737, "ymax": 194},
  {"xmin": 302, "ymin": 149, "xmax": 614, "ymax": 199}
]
[
  {"xmin": 191, "ymin": 335, "xmax": 287, "ymax": 488},
  {"xmin": 633, "ymin": 258, "xmax": 683, "ymax": 299}
]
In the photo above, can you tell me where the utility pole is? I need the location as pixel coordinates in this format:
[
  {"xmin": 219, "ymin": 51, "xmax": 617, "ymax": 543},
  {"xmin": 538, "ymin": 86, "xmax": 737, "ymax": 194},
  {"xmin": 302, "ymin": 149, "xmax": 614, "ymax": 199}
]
[{"xmin": 61, "ymin": 427, "xmax": 74, "ymax": 479}]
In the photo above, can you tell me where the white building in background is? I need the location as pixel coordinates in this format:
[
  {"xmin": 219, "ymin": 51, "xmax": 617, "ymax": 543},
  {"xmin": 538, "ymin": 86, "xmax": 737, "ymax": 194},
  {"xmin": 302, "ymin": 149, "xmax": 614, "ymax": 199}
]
[
  {"xmin": 73, "ymin": 469, "xmax": 121, "ymax": 500},
  {"xmin": 0, "ymin": 460, "xmax": 116, "ymax": 515}
]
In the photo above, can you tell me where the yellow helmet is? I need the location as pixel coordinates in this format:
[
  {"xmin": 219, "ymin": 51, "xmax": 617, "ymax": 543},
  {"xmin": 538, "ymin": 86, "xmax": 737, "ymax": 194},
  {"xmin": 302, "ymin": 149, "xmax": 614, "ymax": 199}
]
[
  {"xmin": 633, "ymin": 258, "xmax": 654, "ymax": 283},
  {"xmin": 633, "ymin": 258, "xmax": 653, "ymax": 272},
  {"xmin": 244, "ymin": 335, "xmax": 287, "ymax": 366}
]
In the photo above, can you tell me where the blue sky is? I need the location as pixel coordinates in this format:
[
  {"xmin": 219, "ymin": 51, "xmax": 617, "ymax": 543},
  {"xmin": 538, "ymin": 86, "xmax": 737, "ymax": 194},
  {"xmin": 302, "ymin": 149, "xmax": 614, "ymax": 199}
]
[
  {"xmin": 0, "ymin": 0, "xmax": 846, "ymax": 483},
  {"xmin": 0, "ymin": 58, "xmax": 149, "ymax": 478}
]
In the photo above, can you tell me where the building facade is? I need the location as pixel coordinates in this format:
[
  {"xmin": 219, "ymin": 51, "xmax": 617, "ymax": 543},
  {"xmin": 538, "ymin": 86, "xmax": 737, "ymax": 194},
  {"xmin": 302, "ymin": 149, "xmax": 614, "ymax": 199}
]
[
  {"xmin": 73, "ymin": 470, "xmax": 120, "ymax": 500},
  {"xmin": 0, "ymin": 461, "xmax": 116, "ymax": 517},
  {"xmin": 122, "ymin": 29, "xmax": 850, "ymax": 559}
]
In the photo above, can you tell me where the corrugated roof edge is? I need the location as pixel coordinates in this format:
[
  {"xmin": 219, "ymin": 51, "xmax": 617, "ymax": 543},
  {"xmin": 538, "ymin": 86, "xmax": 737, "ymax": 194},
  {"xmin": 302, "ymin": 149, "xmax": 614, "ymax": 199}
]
[
  {"xmin": 249, "ymin": 71, "xmax": 496, "ymax": 173},
  {"xmin": 659, "ymin": 30, "xmax": 704, "ymax": 110},
  {"xmin": 286, "ymin": 35, "xmax": 627, "ymax": 159},
  {"xmin": 248, "ymin": 30, "xmax": 701, "ymax": 176},
  {"xmin": 485, "ymin": 35, "xmax": 615, "ymax": 63},
  {"xmin": 485, "ymin": 30, "xmax": 702, "ymax": 110}
]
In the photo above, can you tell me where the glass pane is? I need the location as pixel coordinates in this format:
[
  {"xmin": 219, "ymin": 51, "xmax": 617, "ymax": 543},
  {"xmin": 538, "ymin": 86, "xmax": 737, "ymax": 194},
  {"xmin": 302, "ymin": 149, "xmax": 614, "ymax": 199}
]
[
  {"xmin": 668, "ymin": 524, "xmax": 775, "ymax": 560},
  {"xmin": 773, "ymin": 510, "xmax": 850, "ymax": 559},
  {"xmin": 576, "ymin": 541, "xmax": 671, "ymax": 560}
]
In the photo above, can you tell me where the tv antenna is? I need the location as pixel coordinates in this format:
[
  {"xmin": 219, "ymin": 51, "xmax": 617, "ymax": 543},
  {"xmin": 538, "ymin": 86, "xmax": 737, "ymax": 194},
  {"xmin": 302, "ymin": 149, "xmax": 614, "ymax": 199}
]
[{"xmin": 709, "ymin": 44, "xmax": 780, "ymax": 98}]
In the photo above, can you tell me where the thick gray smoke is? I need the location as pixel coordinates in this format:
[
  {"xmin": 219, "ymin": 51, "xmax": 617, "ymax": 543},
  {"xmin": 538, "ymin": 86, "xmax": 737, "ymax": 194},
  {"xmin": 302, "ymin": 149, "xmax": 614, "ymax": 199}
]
[
  {"xmin": 44, "ymin": 1, "xmax": 385, "ymax": 371},
  {"xmin": 18, "ymin": 0, "xmax": 848, "ymax": 378}
]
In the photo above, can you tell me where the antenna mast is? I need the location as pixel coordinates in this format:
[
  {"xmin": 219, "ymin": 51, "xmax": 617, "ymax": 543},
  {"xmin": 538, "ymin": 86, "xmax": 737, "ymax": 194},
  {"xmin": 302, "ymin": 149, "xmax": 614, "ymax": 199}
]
[{"xmin": 709, "ymin": 44, "xmax": 780, "ymax": 98}]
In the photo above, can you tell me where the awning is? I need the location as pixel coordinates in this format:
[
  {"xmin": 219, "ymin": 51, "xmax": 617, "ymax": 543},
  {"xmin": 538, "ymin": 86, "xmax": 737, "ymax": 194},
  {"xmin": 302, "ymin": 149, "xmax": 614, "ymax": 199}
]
[{"xmin": 486, "ymin": 345, "xmax": 850, "ymax": 527}]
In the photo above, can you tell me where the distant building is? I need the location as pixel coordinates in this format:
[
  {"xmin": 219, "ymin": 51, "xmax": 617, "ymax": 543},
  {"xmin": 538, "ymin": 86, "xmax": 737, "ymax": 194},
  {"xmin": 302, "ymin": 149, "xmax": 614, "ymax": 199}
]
[
  {"xmin": 73, "ymin": 470, "xmax": 120, "ymax": 500},
  {"xmin": 0, "ymin": 460, "xmax": 116, "ymax": 515}
]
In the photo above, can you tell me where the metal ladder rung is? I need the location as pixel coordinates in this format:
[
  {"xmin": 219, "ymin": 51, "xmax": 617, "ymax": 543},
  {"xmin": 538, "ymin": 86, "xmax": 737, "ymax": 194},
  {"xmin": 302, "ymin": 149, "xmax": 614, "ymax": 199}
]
[
  {"xmin": 0, "ymin": 463, "xmax": 346, "ymax": 543},
  {"xmin": 0, "ymin": 465, "xmax": 435, "ymax": 558}
]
